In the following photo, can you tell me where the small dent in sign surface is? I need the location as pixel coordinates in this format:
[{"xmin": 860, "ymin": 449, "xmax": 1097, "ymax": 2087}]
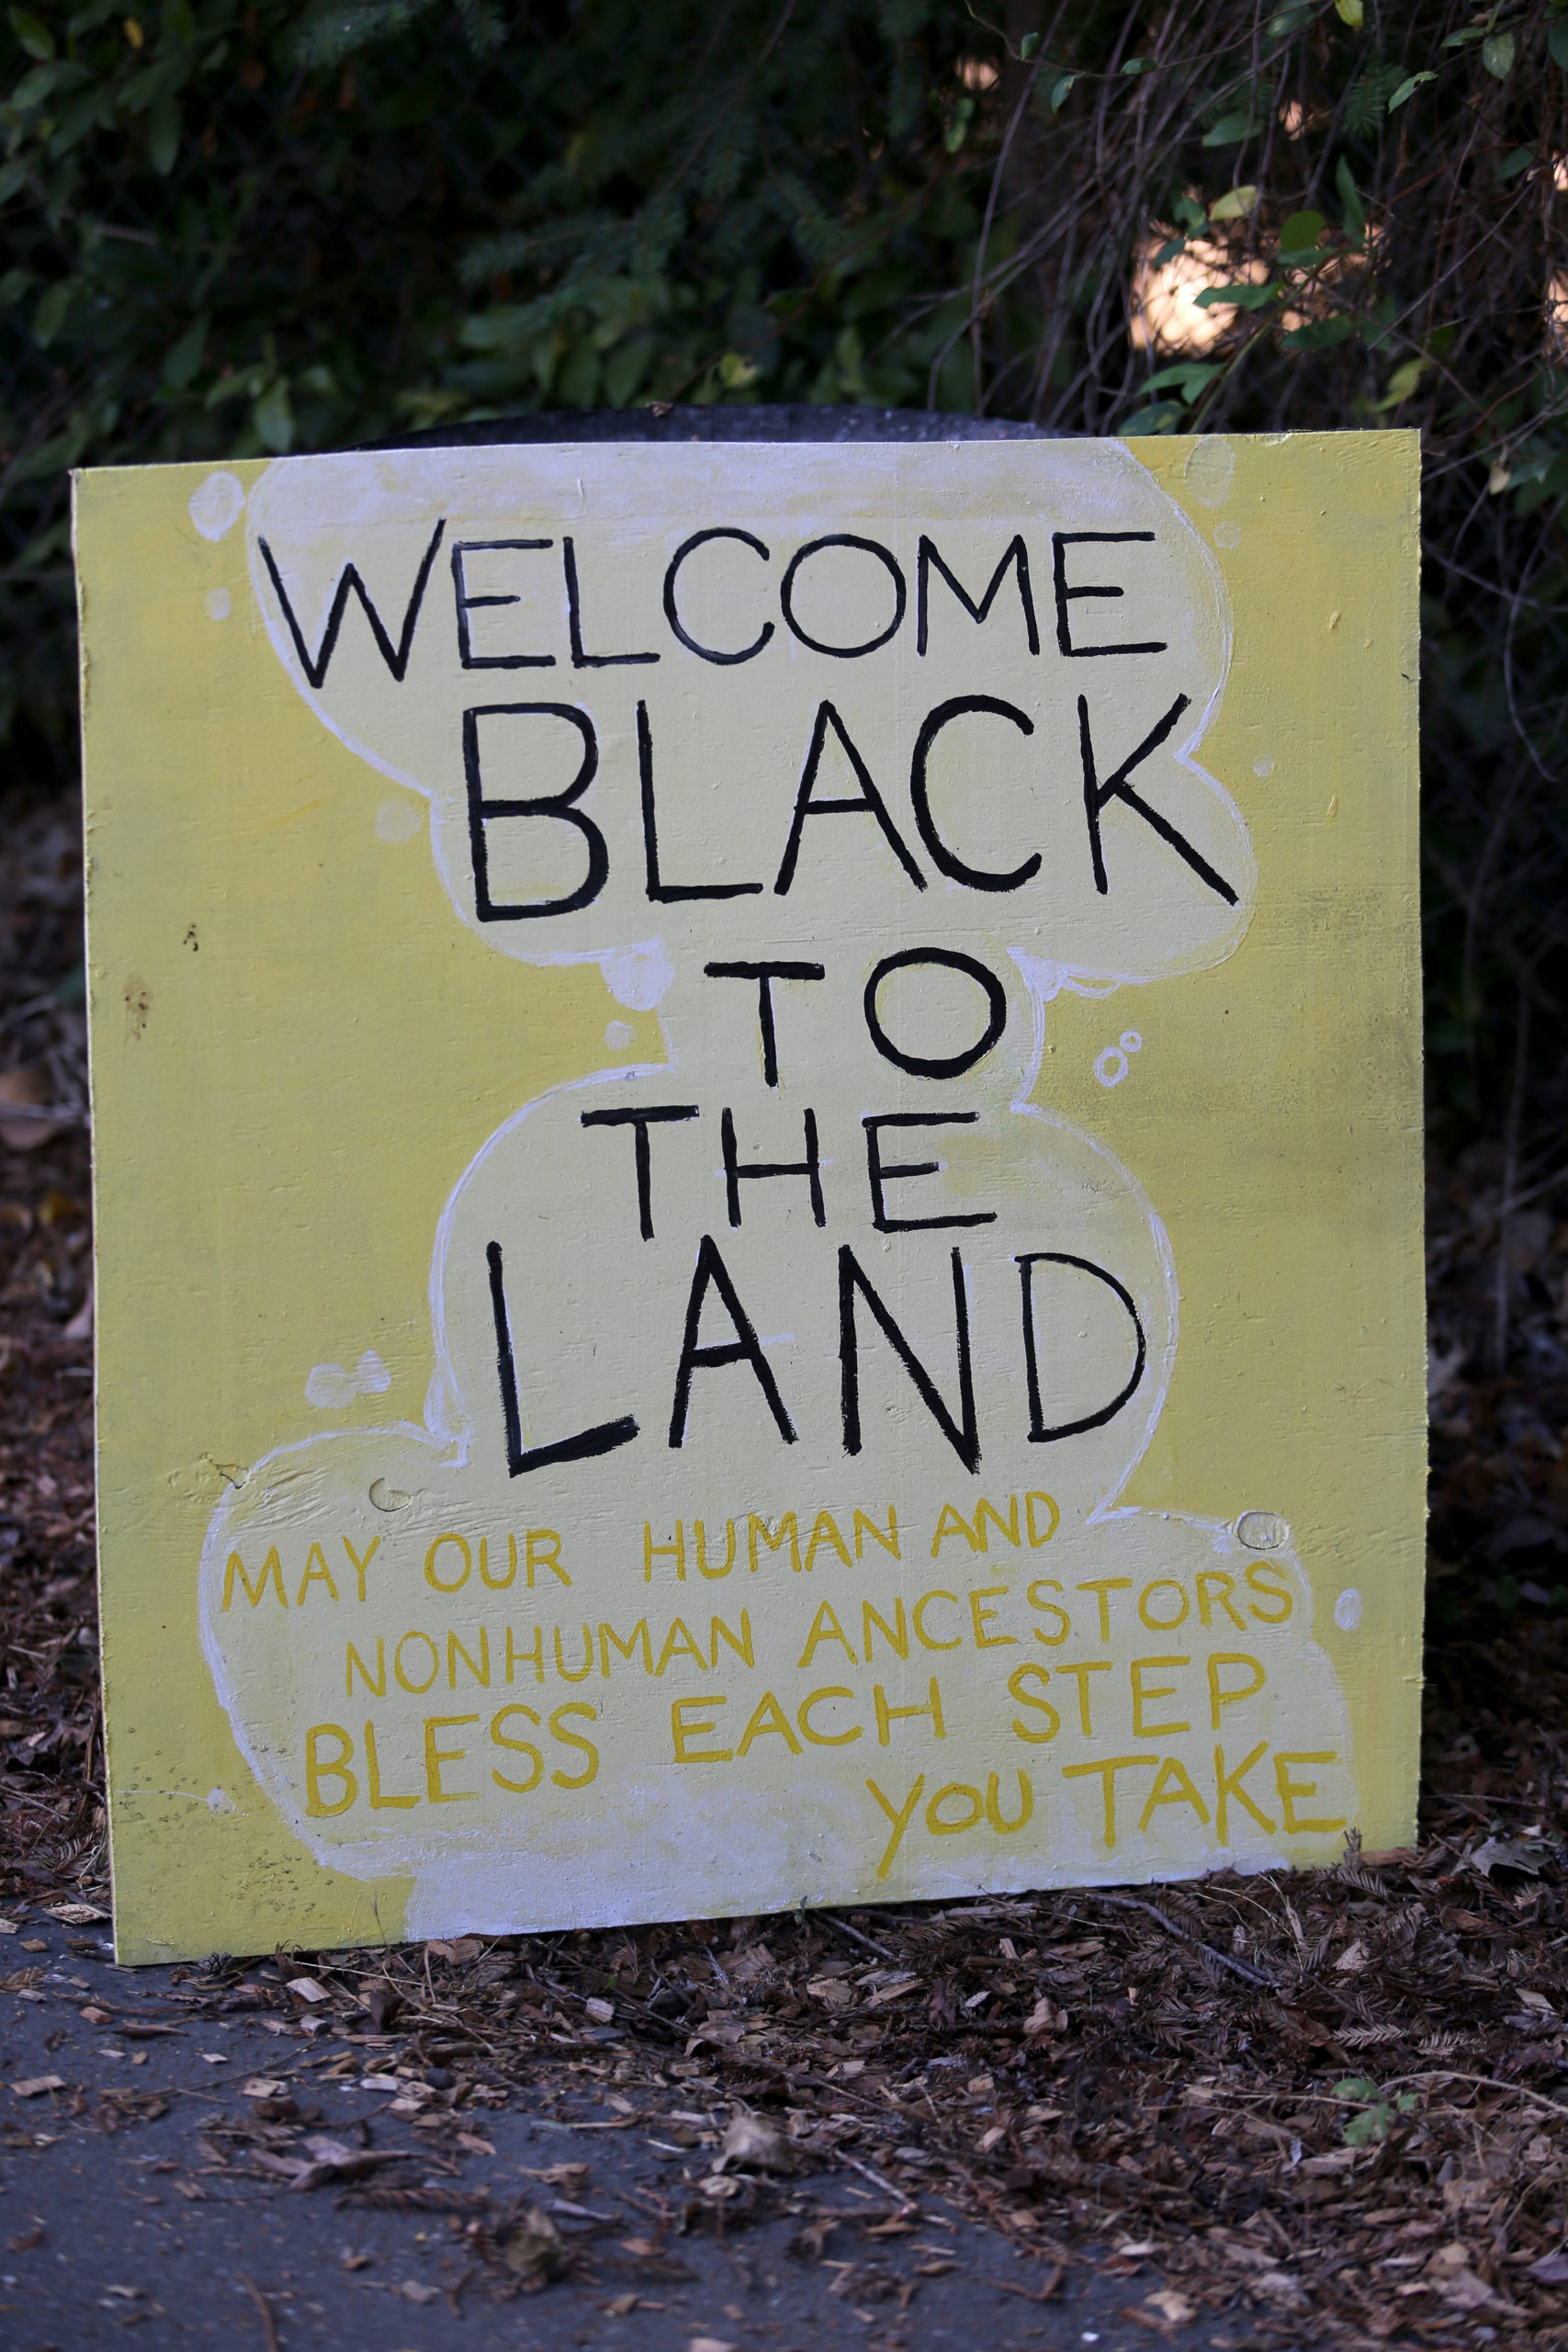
[
  {"xmin": 1253, "ymin": 755, "xmax": 1274, "ymax": 778},
  {"xmin": 1213, "ymin": 519, "xmax": 1241, "ymax": 548},
  {"xmin": 1334, "ymin": 1589, "xmax": 1363, "ymax": 1633},
  {"xmin": 1326, "ymin": 795, "xmax": 1339, "ymax": 825},
  {"xmin": 1236, "ymin": 1510, "xmax": 1291, "ymax": 1553},
  {"xmin": 124, "ymin": 977, "xmax": 152, "ymax": 1038},
  {"xmin": 369, "ymin": 1478, "xmax": 412, "ymax": 1511},
  {"xmin": 204, "ymin": 588, "xmax": 231, "ymax": 621},
  {"xmin": 206, "ymin": 1787, "xmax": 237, "ymax": 1815},
  {"xmin": 604, "ymin": 1020, "xmax": 636, "ymax": 1050}
]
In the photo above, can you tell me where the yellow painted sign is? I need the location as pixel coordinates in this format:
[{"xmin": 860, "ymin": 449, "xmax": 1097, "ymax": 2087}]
[{"xmin": 77, "ymin": 432, "xmax": 1424, "ymax": 1962}]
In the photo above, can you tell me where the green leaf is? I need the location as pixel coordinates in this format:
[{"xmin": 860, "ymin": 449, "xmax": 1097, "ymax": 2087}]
[
  {"xmin": 161, "ymin": 313, "xmax": 207, "ymax": 390},
  {"xmin": 1209, "ymin": 184, "xmax": 1259, "ymax": 221},
  {"xmin": 1388, "ymin": 71, "xmax": 1436, "ymax": 110},
  {"xmin": 8, "ymin": 6, "xmax": 55, "ymax": 59},
  {"xmin": 1281, "ymin": 314, "xmax": 1357, "ymax": 349},
  {"xmin": 33, "ymin": 278, "xmax": 71, "ymax": 345},
  {"xmin": 253, "ymin": 377, "xmax": 294, "ymax": 453},
  {"xmin": 0, "ymin": 156, "xmax": 29, "ymax": 209},
  {"xmin": 1483, "ymin": 30, "xmax": 1514, "ymax": 79},
  {"xmin": 1332, "ymin": 2077, "xmax": 1382, "ymax": 2103},
  {"xmin": 1441, "ymin": 26, "xmax": 1486, "ymax": 46},
  {"xmin": 1336, "ymin": 156, "xmax": 1365, "ymax": 240},
  {"xmin": 1551, "ymin": 18, "xmax": 1568, "ymax": 69},
  {"xmin": 1143, "ymin": 360, "xmax": 1224, "ymax": 398},
  {"xmin": 1376, "ymin": 356, "xmax": 1428, "ymax": 409},
  {"xmin": 1018, "ymin": 30, "xmax": 1040, "ymax": 61},
  {"xmin": 1194, "ymin": 278, "xmax": 1276, "ymax": 310},
  {"xmin": 1334, "ymin": 0, "xmax": 1362, "ymax": 24},
  {"xmin": 1496, "ymin": 146, "xmax": 1534, "ymax": 182},
  {"xmin": 1202, "ymin": 109, "xmax": 1253, "ymax": 147},
  {"xmin": 1279, "ymin": 209, "xmax": 1325, "ymax": 254},
  {"xmin": 148, "ymin": 91, "xmax": 179, "ymax": 175},
  {"xmin": 1120, "ymin": 56, "xmax": 1148, "ymax": 75},
  {"xmin": 1118, "ymin": 401, "xmax": 1185, "ymax": 437},
  {"xmin": 1050, "ymin": 71, "xmax": 1076, "ymax": 111},
  {"xmin": 1344, "ymin": 2103, "xmax": 1394, "ymax": 2146}
]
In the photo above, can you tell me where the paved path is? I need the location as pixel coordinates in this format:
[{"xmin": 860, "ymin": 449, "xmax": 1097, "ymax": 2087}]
[{"xmin": 0, "ymin": 1914, "xmax": 1269, "ymax": 2352}]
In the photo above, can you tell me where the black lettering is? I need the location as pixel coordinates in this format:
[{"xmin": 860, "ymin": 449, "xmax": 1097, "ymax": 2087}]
[
  {"xmin": 639, "ymin": 702, "xmax": 764, "ymax": 902},
  {"xmin": 917, "ymin": 534, "xmax": 1040, "ymax": 655},
  {"xmin": 1078, "ymin": 693, "xmax": 1237, "ymax": 904},
  {"xmin": 1016, "ymin": 1251, "xmax": 1147, "ymax": 1441},
  {"xmin": 463, "ymin": 703, "xmax": 607, "ymax": 922},
  {"xmin": 563, "ymin": 536, "xmax": 659, "ymax": 667},
  {"xmin": 721, "ymin": 1106, "xmax": 826, "ymax": 1229},
  {"xmin": 258, "ymin": 518, "xmax": 445, "ymax": 689},
  {"xmin": 780, "ymin": 533, "xmax": 907, "ymax": 659},
  {"xmin": 452, "ymin": 538, "xmax": 555, "ymax": 669},
  {"xmin": 774, "ymin": 702, "xmax": 924, "ymax": 895},
  {"xmin": 1052, "ymin": 530, "xmax": 1168, "ymax": 659},
  {"xmin": 863, "ymin": 947, "xmax": 1006, "ymax": 1080},
  {"xmin": 670, "ymin": 1234, "xmax": 797, "ymax": 1449},
  {"xmin": 580, "ymin": 1105, "xmax": 699, "ymax": 1240},
  {"xmin": 663, "ymin": 527, "xmax": 774, "ymax": 663},
  {"xmin": 487, "ymin": 1239, "xmax": 637, "ymax": 1475},
  {"xmin": 839, "ymin": 1244, "xmax": 978, "ymax": 1474},
  {"xmin": 908, "ymin": 695, "xmax": 1040, "ymax": 893},
  {"xmin": 702, "ymin": 961, "xmax": 826, "ymax": 1089},
  {"xmin": 863, "ymin": 1114, "xmax": 997, "ymax": 1233}
]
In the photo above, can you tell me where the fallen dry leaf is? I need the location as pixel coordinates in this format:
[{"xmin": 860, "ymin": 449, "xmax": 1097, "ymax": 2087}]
[
  {"xmin": 0, "ymin": 1068, "xmax": 57, "ymax": 1153},
  {"xmin": 1138, "ymin": 2288, "xmax": 1196, "ymax": 2327},
  {"xmin": 502, "ymin": 2207, "xmax": 568, "ymax": 2291},
  {"xmin": 9, "ymin": 2076, "xmax": 64, "ymax": 2099},
  {"xmin": 722, "ymin": 2110, "xmax": 792, "ymax": 2172}
]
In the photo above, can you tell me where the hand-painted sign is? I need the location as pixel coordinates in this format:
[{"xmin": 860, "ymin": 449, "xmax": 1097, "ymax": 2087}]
[{"xmin": 77, "ymin": 431, "xmax": 1424, "ymax": 1962}]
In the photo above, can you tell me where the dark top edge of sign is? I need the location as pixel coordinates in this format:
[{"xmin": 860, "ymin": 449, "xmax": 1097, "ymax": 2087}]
[{"xmin": 359, "ymin": 403, "xmax": 1063, "ymax": 451}]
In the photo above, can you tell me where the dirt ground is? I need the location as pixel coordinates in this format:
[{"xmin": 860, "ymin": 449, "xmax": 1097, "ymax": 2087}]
[{"xmin": 3, "ymin": 787, "xmax": 1568, "ymax": 2350}]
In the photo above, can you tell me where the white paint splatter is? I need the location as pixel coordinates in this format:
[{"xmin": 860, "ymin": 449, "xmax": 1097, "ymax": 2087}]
[
  {"xmin": 188, "ymin": 471, "xmax": 245, "ymax": 543},
  {"xmin": 305, "ymin": 1351, "xmax": 391, "ymax": 1409},
  {"xmin": 376, "ymin": 797, "xmax": 423, "ymax": 843}
]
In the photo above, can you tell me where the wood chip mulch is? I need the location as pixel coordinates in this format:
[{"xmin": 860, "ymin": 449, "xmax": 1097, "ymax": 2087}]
[{"xmin": 4, "ymin": 786, "xmax": 1568, "ymax": 2346}]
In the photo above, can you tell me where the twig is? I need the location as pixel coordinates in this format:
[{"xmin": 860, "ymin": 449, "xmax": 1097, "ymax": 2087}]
[
  {"xmin": 1083, "ymin": 1890, "xmax": 1277, "ymax": 1990},
  {"xmin": 240, "ymin": 2276, "xmax": 280, "ymax": 2352},
  {"xmin": 0, "ymin": 993, "xmax": 59, "ymax": 1035},
  {"xmin": 1384, "ymin": 2072, "xmax": 1568, "ymax": 2126},
  {"xmin": 835, "ymin": 2150, "xmax": 918, "ymax": 2209},
  {"xmin": 818, "ymin": 1911, "xmax": 897, "ymax": 1963}
]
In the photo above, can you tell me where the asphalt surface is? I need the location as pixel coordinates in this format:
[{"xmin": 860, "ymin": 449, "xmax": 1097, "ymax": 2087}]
[{"xmin": 0, "ymin": 1915, "xmax": 1270, "ymax": 2352}]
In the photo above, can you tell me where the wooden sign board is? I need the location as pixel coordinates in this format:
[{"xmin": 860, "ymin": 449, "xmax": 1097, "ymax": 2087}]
[{"xmin": 76, "ymin": 432, "xmax": 1424, "ymax": 1963}]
